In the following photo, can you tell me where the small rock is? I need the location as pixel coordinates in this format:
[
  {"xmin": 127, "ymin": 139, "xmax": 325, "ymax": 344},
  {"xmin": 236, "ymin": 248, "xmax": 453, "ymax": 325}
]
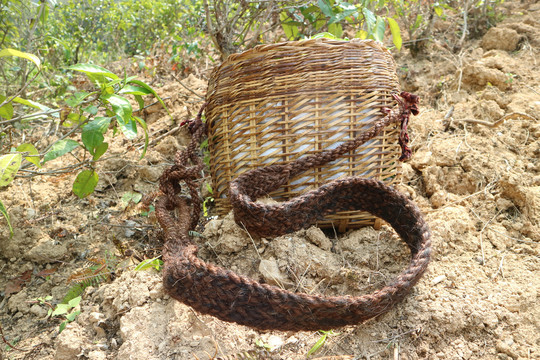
[
  {"xmin": 149, "ymin": 283, "xmax": 164, "ymax": 300},
  {"xmin": 305, "ymin": 227, "xmax": 332, "ymax": 250},
  {"xmin": 55, "ymin": 323, "xmax": 89, "ymax": 360},
  {"xmin": 154, "ymin": 136, "xmax": 181, "ymax": 157},
  {"xmin": 430, "ymin": 190, "xmax": 447, "ymax": 208},
  {"xmin": 267, "ymin": 335, "xmax": 284, "ymax": 350},
  {"xmin": 24, "ymin": 239, "xmax": 68, "ymax": 264},
  {"xmin": 139, "ymin": 165, "xmax": 163, "ymax": 182},
  {"xmin": 483, "ymin": 312, "xmax": 499, "ymax": 328},
  {"xmin": 88, "ymin": 350, "xmax": 107, "ymax": 360},
  {"xmin": 259, "ymin": 258, "xmax": 292, "ymax": 288},
  {"xmin": 473, "ymin": 100, "xmax": 504, "ymax": 122},
  {"xmin": 124, "ymin": 220, "xmax": 139, "ymax": 238},
  {"xmin": 88, "ymin": 312, "xmax": 105, "ymax": 324},
  {"xmin": 431, "ymin": 275, "xmax": 447, "ymax": 286},
  {"xmin": 482, "ymin": 27, "xmax": 521, "ymax": 52},
  {"xmin": 496, "ymin": 339, "xmax": 518, "ymax": 359},
  {"xmin": 7, "ymin": 290, "xmax": 30, "ymax": 314},
  {"xmin": 29, "ymin": 304, "xmax": 48, "ymax": 318}
]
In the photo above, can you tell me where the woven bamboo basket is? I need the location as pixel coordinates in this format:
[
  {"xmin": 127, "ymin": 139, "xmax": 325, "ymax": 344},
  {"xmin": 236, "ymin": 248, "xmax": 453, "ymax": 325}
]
[{"xmin": 205, "ymin": 38, "xmax": 402, "ymax": 232}]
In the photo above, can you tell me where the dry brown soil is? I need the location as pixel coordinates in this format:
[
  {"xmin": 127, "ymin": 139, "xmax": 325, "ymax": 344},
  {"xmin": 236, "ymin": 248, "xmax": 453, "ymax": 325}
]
[{"xmin": 1, "ymin": 2, "xmax": 539, "ymax": 359}]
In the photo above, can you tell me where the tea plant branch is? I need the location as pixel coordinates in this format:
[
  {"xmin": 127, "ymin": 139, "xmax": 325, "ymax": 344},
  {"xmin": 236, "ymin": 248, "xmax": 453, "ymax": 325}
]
[
  {"xmin": 38, "ymin": 111, "xmax": 98, "ymax": 157},
  {"xmin": 0, "ymin": 93, "xmax": 100, "ymax": 126},
  {"xmin": 132, "ymin": 97, "xmax": 172, "ymax": 113},
  {"xmin": 245, "ymin": 1, "xmax": 275, "ymax": 49},
  {"xmin": 137, "ymin": 123, "xmax": 181, "ymax": 150},
  {"xmin": 16, "ymin": 161, "xmax": 89, "ymax": 178},
  {"xmin": 0, "ymin": 108, "xmax": 61, "ymax": 126},
  {"xmin": 457, "ymin": 0, "xmax": 470, "ymax": 49},
  {"xmin": 172, "ymin": 73, "xmax": 205, "ymax": 99}
]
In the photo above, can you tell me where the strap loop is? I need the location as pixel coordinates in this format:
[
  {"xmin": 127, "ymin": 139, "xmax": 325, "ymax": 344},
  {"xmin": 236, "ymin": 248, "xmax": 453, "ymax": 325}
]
[{"xmin": 152, "ymin": 92, "xmax": 431, "ymax": 331}]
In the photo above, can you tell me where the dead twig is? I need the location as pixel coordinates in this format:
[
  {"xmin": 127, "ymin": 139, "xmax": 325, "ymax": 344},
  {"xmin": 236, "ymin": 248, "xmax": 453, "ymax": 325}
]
[
  {"xmin": 455, "ymin": 112, "xmax": 537, "ymax": 128},
  {"xmin": 0, "ymin": 321, "xmax": 26, "ymax": 352}
]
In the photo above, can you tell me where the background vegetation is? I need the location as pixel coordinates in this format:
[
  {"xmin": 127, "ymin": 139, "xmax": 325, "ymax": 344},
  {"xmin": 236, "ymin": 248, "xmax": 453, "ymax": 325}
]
[{"xmin": 0, "ymin": 0, "xmax": 505, "ymax": 229}]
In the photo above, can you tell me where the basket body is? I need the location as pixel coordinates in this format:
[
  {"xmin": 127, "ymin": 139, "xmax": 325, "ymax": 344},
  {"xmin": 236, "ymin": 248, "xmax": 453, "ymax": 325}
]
[{"xmin": 206, "ymin": 39, "xmax": 402, "ymax": 231}]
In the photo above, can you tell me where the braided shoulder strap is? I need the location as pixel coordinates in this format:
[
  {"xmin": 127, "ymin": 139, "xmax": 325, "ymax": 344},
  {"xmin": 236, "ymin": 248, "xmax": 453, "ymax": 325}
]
[{"xmin": 154, "ymin": 92, "xmax": 431, "ymax": 331}]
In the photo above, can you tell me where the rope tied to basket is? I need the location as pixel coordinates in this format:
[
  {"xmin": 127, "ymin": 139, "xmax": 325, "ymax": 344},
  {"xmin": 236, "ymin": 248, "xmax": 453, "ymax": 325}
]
[{"xmin": 152, "ymin": 91, "xmax": 431, "ymax": 331}]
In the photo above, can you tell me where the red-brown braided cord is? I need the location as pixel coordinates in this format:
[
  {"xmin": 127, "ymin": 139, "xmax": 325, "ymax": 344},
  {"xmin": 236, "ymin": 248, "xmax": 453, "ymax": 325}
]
[{"xmin": 155, "ymin": 92, "xmax": 431, "ymax": 331}]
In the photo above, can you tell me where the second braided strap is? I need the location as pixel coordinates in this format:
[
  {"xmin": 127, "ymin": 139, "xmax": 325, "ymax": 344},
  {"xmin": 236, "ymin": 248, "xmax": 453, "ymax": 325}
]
[{"xmin": 158, "ymin": 92, "xmax": 431, "ymax": 331}]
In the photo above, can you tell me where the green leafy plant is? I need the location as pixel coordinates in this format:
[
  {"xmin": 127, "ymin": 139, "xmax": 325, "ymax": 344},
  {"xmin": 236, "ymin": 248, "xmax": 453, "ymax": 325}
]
[
  {"xmin": 48, "ymin": 296, "xmax": 82, "ymax": 334},
  {"xmin": 280, "ymin": 0, "xmax": 402, "ymax": 50},
  {"xmin": 306, "ymin": 330, "xmax": 339, "ymax": 357},
  {"xmin": 134, "ymin": 257, "xmax": 163, "ymax": 271},
  {"xmin": 203, "ymin": 183, "xmax": 214, "ymax": 217},
  {"xmin": 255, "ymin": 339, "xmax": 272, "ymax": 351},
  {"xmin": 64, "ymin": 255, "xmax": 119, "ymax": 303},
  {"xmin": 0, "ymin": 48, "xmax": 44, "ymax": 237},
  {"xmin": 8, "ymin": 63, "xmax": 170, "ymax": 199}
]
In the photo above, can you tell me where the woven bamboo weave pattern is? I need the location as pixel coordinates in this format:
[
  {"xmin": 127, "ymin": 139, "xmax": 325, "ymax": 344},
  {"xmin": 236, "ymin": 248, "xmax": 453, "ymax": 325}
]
[{"xmin": 206, "ymin": 39, "xmax": 402, "ymax": 231}]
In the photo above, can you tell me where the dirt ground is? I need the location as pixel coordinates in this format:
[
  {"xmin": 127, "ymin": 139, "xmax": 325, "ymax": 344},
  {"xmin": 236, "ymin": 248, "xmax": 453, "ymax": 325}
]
[{"xmin": 1, "ymin": 2, "xmax": 539, "ymax": 359}]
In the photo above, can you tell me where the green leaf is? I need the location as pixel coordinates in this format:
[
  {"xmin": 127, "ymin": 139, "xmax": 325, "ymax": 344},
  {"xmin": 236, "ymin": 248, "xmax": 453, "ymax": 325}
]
[
  {"xmin": 68, "ymin": 64, "xmax": 118, "ymax": 80},
  {"xmin": 0, "ymin": 95, "xmax": 14, "ymax": 120},
  {"xmin": 134, "ymin": 116, "xmax": 148, "ymax": 158},
  {"xmin": 65, "ymin": 310, "xmax": 81, "ymax": 322},
  {"xmin": 356, "ymin": 30, "xmax": 368, "ymax": 39},
  {"xmin": 118, "ymin": 116, "xmax": 137, "ymax": 140},
  {"xmin": 362, "ymin": 7, "xmax": 376, "ymax": 32},
  {"xmin": 92, "ymin": 142, "xmax": 108, "ymax": 161},
  {"xmin": 12, "ymin": 97, "xmax": 44, "ymax": 109},
  {"xmin": 83, "ymin": 105, "xmax": 99, "ymax": 115},
  {"xmin": 434, "ymin": 5, "xmax": 443, "ymax": 17},
  {"xmin": 68, "ymin": 296, "xmax": 81, "ymax": 308},
  {"xmin": 82, "ymin": 128, "xmax": 104, "ymax": 153},
  {"xmin": 43, "ymin": 139, "xmax": 80, "ymax": 163},
  {"xmin": 16, "ymin": 143, "xmax": 41, "ymax": 168},
  {"xmin": 121, "ymin": 191, "xmax": 143, "ymax": 207},
  {"xmin": 52, "ymin": 304, "xmax": 69, "ymax": 317},
  {"xmin": 128, "ymin": 80, "xmax": 171, "ymax": 118},
  {"xmin": 85, "ymin": 117, "xmax": 111, "ymax": 134},
  {"xmin": 412, "ymin": 14, "xmax": 423, "ymax": 31},
  {"xmin": 65, "ymin": 91, "xmax": 91, "ymax": 107},
  {"xmin": 387, "ymin": 17, "xmax": 402, "ymax": 50},
  {"xmin": 0, "ymin": 154, "xmax": 22, "ymax": 187},
  {"xmin": 134, "ymin": 257, "xmax": 163, "ymax": 271},
  {"xmin": 62, "ymin": 112, "xmax": 85, "ymax": 127},
  {"xmin": 317, "ymin": 0, "xmax": 334, "ymax": 18},
  {"xmin": 58, "ymin": 321, "xmax": 67, "ymax": 333},
  {"xmin": 0, "ymin": 199, "xmax": 13, "ymax": 237},
  {"xmin": 72, "ymin": 170, "xmax": 99, "ymax": 198},
  {"xmin": 280, "ymin": 12, "xmax": 300, "ymax": 40},
  {"xmin": 106, "ymin": 94, "xmax": 132, "ymax": 126},
  {"xmin": 328, "ymin": 23, "xmax": 343, "ymax": 39},
  {"xmin": 140, "ymin": 205, "xmax": 154, "ymax": 217},
  {"xmin": 0, "ymin": 48, "xmax": 41, "ymax": 68},
  {"xmin": 306, "ymin": 332, "xmax": 327, "ymax": 357},
  {"xmin": 312, "ymin": 32, "xmax": 339, "ymax": 40},
  {"xmin": 39, "ymin": 3, "xmax": 49, "ymax": 24},
  {"xmin": 373, "ymin": 16, "xmax": 386, "ymax": 42},
  {"xmin": 134, "ymin": 95, "xmax": 145, "ymax": 111},
  {"xmin": 119, "ymin": 85, "xmax": 152, "ymax": 96}
]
